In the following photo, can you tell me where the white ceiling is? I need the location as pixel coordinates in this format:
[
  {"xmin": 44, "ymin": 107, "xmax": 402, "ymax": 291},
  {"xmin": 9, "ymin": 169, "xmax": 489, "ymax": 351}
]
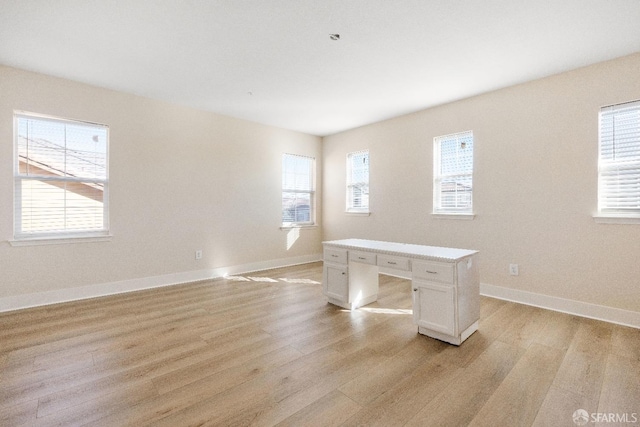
[{"xmin": 1, "ymin": 1, "xmax": 640, "ymax": 136}]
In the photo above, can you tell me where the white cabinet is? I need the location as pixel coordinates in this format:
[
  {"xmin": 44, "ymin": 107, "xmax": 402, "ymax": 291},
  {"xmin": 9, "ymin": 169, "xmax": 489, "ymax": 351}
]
[
  {"xmin": 412, "ymin": 280, "xmax": 456, "ymax": 336},
  {"xmin": 412, "ymin": 259, "xmax": 457, "ymax": 336},
  {"xmin": 322, "ymin": 247, "xmax": 348, "ymax": 302},
  {"xmin": 411, "ymin": 256, "xmax": 480, "ymax": 345},
  {"xmin": 323, "ymin": 262, "xmax": 348, "ymax": 301},
  {"xmin": 322, "ymin": 247, "xmax": 378, "ymax": 310},
  {"xmin": 322, "ymin": 239, "xmax": 480, "ymax": 345}
]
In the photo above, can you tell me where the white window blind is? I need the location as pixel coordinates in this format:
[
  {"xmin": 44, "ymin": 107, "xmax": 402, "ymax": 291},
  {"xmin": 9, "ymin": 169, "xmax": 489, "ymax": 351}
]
[
  {"xmin": 282, "ymin": 153, "xmax": 315, "ymax": 226},
  {"xmin": 14, "ymin": 112, "xmax": 109, "ymax": 239},
  {"xmin": 347, "ymin": 150, "xmax": 369, "ymax": 212},
  {"xmin": 598, "ymin": 100, "xmax": 640, "ymax": 217},
  {"xmin": 433, "ymin": 131, "xmax": 474, "ymax": 214}
]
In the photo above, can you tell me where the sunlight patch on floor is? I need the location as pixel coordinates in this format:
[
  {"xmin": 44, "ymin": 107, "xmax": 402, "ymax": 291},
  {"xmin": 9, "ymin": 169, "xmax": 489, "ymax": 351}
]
[
  {"xmin": 351, "ymin": 307, "xmax": 413, "ymax": 315},
  {"xmin": 225, "ymin": 275, "xmax": 319, "ymax": 284},
  {"xmin": 279, "ymin": 278, "xmax": 321, "ymax": 284}
]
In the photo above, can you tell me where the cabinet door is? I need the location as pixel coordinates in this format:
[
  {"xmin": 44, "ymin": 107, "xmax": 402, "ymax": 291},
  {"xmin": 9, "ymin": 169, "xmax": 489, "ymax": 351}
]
[
  {"xmin": 323, "ymin": 263, "xmax": 348, "ymax": 300},
  {"xmin": 412, "ymin": 280, "xmax": 456, "ymax": 336}
]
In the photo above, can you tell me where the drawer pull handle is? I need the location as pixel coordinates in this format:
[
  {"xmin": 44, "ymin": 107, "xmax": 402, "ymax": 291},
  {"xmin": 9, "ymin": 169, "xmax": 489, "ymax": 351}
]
[
  {"xmin": 331, "ymin": 254, "xmax": 338, "ymax": 257},
  {"xmin": 413, "ymin": 288, "xmax": 418, "ymax": 292},
  {"xmin": 388, "ymin": 261, "xmax": 397, "ymax": 265},
  {"xmin": 358, "ymin": 257, "xmax": 366, "ymax": 260},
  {"xmin": 426, "ymin": 270, "xmax": 438, "ymax": 274}
]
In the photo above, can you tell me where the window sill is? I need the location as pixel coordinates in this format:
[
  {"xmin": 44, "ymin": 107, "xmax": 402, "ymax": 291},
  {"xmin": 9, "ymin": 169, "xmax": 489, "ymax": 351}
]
[
  {"xmin": 9, "ymin": 234, "xmax": 113, "ymax": 247},
  {"xmin": 279, "ymin": 224, "xmax": 318, "ymax": 230},
  {"xmin": 345, "ymin": 211, "xmax": 371, "ymax": 216},
  {"xmin": 593, "ymin": 215, "xmax": 640, "ymax": 225},
  {"xmin": 431, "ymin": 213, "xmax": 476, "ymax": 220}
]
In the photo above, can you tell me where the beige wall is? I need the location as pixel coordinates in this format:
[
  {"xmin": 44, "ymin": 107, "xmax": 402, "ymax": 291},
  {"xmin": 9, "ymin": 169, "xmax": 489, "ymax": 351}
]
[
  {"xmin": 322, "ymin": 53, "xmax": 640, "ymax": 313},
  {"xmin": 0, "ymin": 65, "xmax": 322, "ymax": 300}
]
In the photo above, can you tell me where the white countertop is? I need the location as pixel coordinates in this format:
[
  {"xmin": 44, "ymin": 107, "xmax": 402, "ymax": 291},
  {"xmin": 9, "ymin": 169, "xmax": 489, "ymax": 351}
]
[{"xmin": 323, "ymin": 238, "xmax": 478, "ymax": 262}]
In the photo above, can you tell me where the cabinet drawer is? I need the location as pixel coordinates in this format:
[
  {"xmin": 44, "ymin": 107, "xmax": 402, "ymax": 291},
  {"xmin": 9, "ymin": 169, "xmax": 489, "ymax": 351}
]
[
  {"xmin": 412, "ymin": 260, "xmax": 454, "ymax": 284},
  {"xmin": 349, "ymin": 250, "xmax": 377, "ymax": 265},
  {"xmin": 377, "ymin": 255, "xmax": 410, "ymax": 271},
  {"xmin": 324, "ymin": 248, "xmax": 348, "ymax": 264}
]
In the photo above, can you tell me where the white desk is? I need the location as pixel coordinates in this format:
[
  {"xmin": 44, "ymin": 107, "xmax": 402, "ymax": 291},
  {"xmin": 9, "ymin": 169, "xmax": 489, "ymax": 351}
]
[{"xmin": 322, "ymin": 239, "xmax": 480, "ymax": 345}]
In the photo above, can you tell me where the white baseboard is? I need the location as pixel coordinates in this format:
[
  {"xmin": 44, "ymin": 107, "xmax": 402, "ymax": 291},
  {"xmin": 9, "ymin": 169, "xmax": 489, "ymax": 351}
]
[
  {"xmin": 480, "ymin": 282, "xmax": 640, "ymax": 329},
  {"xmin": 0, "ymin": 253, "xmax": 322, "ymax": 313}
]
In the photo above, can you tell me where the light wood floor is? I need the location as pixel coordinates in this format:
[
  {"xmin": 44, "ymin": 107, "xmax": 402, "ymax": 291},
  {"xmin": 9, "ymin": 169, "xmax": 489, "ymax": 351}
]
[{"xmin": 1, "ymin": 262, "xmax": 638, "ymax": 427}]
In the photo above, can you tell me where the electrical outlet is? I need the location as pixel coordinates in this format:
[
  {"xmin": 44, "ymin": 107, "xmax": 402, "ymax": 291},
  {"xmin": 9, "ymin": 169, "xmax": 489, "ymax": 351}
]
[
  {"xmin": 509, "ymin": 264, "xmax": 519, "ymax": 276},
  {"xmin": 195, "ymin": 250, "xmax": 203, "ymax": 260}
]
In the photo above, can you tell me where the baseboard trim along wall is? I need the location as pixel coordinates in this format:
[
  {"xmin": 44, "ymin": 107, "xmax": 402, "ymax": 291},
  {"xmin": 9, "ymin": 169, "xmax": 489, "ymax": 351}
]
[
  {"xmin": 0, "ymin": 253, "xmax": 322, "ymax": 313},
  {"xmin": 480, "ymin": 282, "xmax": 640, "ymax": 329}
]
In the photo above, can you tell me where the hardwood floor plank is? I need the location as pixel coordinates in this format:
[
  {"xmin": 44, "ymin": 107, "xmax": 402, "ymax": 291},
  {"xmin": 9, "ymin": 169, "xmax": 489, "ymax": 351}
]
[
  {"xmin": 147, "ymin": 348, "xmax": 350, "ymax": 426},
  {"xmin": 33, "ymin": 347, "xmax": 95, "ymax": 371},
  {"xmin": 597, "ymin": 353, "xmax": 640, "ymax": 419},
  {"xmin": 2, "ymin": 307, "xmax": 210, "ymax": 363},
  {"xmin": 570, "ymin": 318, "xmax": 613, "ymax": 356},
  {"xmin": 91, "ymin": 345, "xmax": 304, "ymax": 427},
  {"xmin": 405, "ymin": 339, "xmax": 525, "ymax": 427},
  {"xmin": 36, "ymin": 379, "xmax": 157, "ymax": 421},
  {"xmin": 262, "ymin": 304, "xmax": 351, "ymax": 338},
  {"xmin": 468, "ymin": 343, "xmax": 566, "ymax": 427},
  {"xmin": 532, "ymin": 386, "xmax": 595, "ymax": 427},
  {"xmin": 316, "ymin": 309, "xmax": 420, "ymax": 359},
  {"xmin": 338, "ymin": 336, "xmax": 444, "ymax": 405},
  {"xmin": 2, "ymin": 329, "xmax": 209, "ymax": 411},
  {"xmin": 0, "ymin": 400, "xmax": 38, "ymax": 427},
  {"xmin": 90, "ymin": 332, "xmax": 209, "ymax": 369},
  {"xmin": 609, "ymin": 324, "xmax": 640, "ymax": 361},
  {"xmin": 341, "ymin": 352, "xmax": 465, "ymax": 426},
  {"xmin": 479, "ymin": 295, "xmax": 507, "ymax": 320},
  {"xmin": 152, "ymin": 338, "xmax": 302, "ymax": 395},
  {"xmin": 0, "ymin": 355, "xmax": 36, "ymax": 382},
  {"xmin": 551, "ymin": 341, "xmax": 608, "ymax": 403},
  {"xmin": 275, "ymin": 390, "xmax": 361, "ymax": 427},
  {"xmin": 533, "ymin": 310, "xmax": 581, "ymax": 351},
  {"xmin": 287, "ymin": 310, "xmax": 386, "ymax": 355},
  {"xmin": 0, "ymin": 362, "xmax": 98, "ymax": 411},
  {"xmin": 532, "ymin": 315, "xmax": 613, "ymax": 425},
  {"xmin": 247, "ymin": 348, "xmax": 390, "ymax": 427},
  {"xmin": 496, "ymin": 304, "xmax": 551, "ymax": 349}
]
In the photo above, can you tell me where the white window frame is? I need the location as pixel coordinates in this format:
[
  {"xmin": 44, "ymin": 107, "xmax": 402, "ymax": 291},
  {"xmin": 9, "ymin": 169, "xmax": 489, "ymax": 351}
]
[
  {"xmin": 281, "ymin": 153, "xmax": 315, "ymax": 227},
  {"xmin": 12, "ymin": 111, "xmax": 111, "ymax": 245},
  {"xmin": 595, "ymin": 100, "xmax": 640, "ymax": 224},
  {"xmin": 346, "ymin": 150, "xmax": 370, "ymax": 214},
  {"xmin": 432, "ymin": 130, "xmax": 475, "ymax": 219}
]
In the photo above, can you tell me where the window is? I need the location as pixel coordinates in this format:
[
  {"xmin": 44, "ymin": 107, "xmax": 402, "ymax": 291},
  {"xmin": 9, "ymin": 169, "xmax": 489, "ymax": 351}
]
[
  {"xmin": 346, "ymin": 150, "xmax": 369, "ymax": 212},
  {"xmin": 433, "ymin": 131, "xmax": 474, "ymax": 215},
  {"xmin": 14, "ymin": 112, "xmax": 109, "ymax": 241},
  {"xmin": 282, "ymin": 153, "xmax": 315, "ymax": 226},
  {"xmin": 597, "ymin": 100, "xmax": 640, "ymax": 220}
]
